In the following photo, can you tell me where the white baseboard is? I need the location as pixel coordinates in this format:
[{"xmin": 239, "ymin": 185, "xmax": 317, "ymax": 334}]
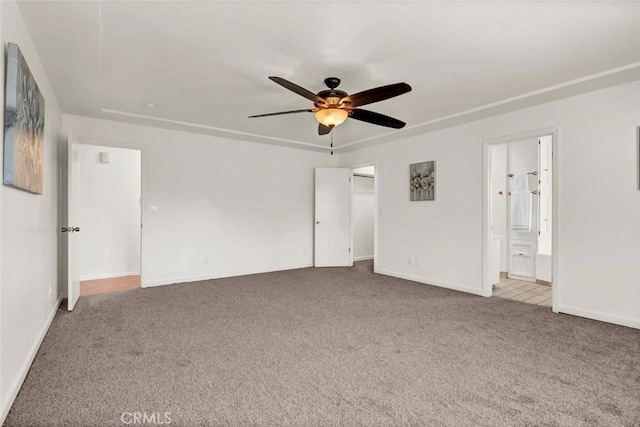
[
  {"xmin": 144, "ymin": 273, "xmax": 224, "ymax": 288},
  {"xmin": 0, "ymin": 296, "xmax": 62, "ymax": 425},
  {"xmin": 374, "ymin": 268, "xmax": 486, "ymax": 296},
  {"xmin": 353, "ymin": 256, "xmax": 373, "ymax": 262},
  {"xmin": 557, "ymin": 304, "xmax": 640, "ymax": 330},
  {"xmin": 80, "ymin": 271, "xmax": 141, "ymax": 281},
  {"xmin": 143, "ymin": 264, "xmax": 314, "ymax": 288}
]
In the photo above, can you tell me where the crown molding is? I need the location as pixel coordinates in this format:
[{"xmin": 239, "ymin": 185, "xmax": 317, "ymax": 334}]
[
  {"xmin": 99, "ymin": 108, "xmax": 330, "ymax": 153},
  {"xmin": 96, "ymin": 61, "xmax": 640, "ymax": 154},
  {"xmin": 334, "ymin": 61, "xmax": 640, "ymax": 153}
]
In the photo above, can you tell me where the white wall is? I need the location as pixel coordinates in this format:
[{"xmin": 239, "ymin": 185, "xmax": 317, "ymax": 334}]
[
  {"xmin": 337, "ymin": 80, "xmax": 640, "ymax": 329},
  {"xmin": 77, "ymin": 145, "xmax": 141, "ymax": 280},
  {"xmin": 0, "ymin": 0, "xmax": 63, "ymax": 422},
  {"xmin": 63, "ymin": 115, "xmax": 334, "ymax": 287},
  {"xmin": 353, "ymin": 175, "xmax": 375, "ymax": 261}
]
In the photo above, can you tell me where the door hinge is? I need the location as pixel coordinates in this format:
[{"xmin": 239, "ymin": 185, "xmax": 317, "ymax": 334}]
[{"xmin": 348, "ymin": 248, "xmax": 351, "ymax": 253}]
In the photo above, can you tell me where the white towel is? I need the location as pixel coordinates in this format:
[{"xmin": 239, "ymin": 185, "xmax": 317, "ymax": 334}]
[
  {"xmin": 511, "ymin": 191, "xmax": 532, "ymax": 232},
  {"xmin": 512, "ymin": 173, "xmax": 529, "ymax": 192}
]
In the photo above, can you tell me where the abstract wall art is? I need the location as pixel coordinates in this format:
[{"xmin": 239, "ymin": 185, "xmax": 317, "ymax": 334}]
[
  {"xmin": 410, "ymin": 161, "xmax": 435, "ymax": 201},
  {"xmin": 3, "ymin": 43, "xmax": 45, "ymax": 194}
]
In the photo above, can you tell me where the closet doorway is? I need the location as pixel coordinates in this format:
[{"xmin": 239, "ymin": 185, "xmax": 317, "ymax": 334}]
[
  {"xmin": 352, "ymin": 165, "xmax": 376, "ymax": 272},
  {"xmin": 483, "ymin": 129, "xmax": 558, "ymax": 310}
]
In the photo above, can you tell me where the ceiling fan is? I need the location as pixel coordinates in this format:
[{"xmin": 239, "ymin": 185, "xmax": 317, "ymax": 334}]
[{"xmin": 249, "ymin": 76, "xmax": 412, "ymax": 135}]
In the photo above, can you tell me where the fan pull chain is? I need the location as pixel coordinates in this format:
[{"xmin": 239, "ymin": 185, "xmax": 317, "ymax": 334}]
[{"xmin": 330, "ymin": 132, "xmax": 334, "ymax": 155}]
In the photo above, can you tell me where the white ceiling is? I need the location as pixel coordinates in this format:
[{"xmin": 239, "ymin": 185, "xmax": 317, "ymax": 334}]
[{"xmin": 17, "ymin": 1, "xmax": 640, "ymax": 152}]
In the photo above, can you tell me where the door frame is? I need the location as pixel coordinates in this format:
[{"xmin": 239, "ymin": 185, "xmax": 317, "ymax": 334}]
[
  {"xmin": 482, "ymin": 127, "xmax": 560, "ymax": 312},
  {"xmin": 63, "ymin": 136, "xmax": 148, "ymax": 290},
  {"xmin": 349, "ymin": 161, "xmax": 378, "ymax": 271}
]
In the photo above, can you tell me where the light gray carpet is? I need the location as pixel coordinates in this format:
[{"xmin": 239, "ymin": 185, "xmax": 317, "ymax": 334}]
[{"xmin": 5, "ymin": 261, "xmax": 640, "ymax": 426}]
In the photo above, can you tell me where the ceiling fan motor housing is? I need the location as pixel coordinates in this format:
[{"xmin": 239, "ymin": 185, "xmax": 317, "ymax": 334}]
[{"xmin": 315, "ymin": 89, "xmax": 349, "ymax": 108}]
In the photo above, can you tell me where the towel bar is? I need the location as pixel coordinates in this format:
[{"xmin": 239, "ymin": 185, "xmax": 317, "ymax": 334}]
[
  {"xmin": 508, "ymin": 171, "xmax": 538, "ymax": 177},
  {"xmin": 508, "ymin": 190, "xmax": 538, "ymax": 195}
]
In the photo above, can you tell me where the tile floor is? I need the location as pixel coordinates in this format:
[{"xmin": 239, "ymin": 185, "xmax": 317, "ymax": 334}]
[{"xmin": 493, "ymin": 278, "xmax": 552, "ymax": 307}]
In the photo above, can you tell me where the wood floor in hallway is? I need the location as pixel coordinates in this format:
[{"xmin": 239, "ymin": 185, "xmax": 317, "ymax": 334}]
[{"xmin": 80, "ymin": 275, "xmax": 140, "ymax": 296}]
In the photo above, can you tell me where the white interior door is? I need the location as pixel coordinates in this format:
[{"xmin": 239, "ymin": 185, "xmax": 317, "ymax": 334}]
[
  {"xmin": 314, "ymin": 168, "xmax": 352, "ymax": 267},
  {"xmin": 62, "ymin": 142, "xmax": 81, "ymax": 310},
  {"xmin": 538, "ymin": 136, "xmax": 553, "ymax": 255}
]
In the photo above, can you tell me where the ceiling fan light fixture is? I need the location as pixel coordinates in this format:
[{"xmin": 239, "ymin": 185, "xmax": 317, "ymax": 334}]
[
  {"xmin": 249, "ymin": 76, "xmax": 411, "ymax": 135},
  {"xmin": 315, "ymin": 108, "xmax": 348, "ymax": 127}
]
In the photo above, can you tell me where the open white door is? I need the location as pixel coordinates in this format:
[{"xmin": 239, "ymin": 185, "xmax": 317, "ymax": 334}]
[
  {"xmin": 62, "ymin": 142, "xmax": 81, "ymax": 310},
  {"xmin": 314, "ymin": 168, "xmax": 352, "ymax": 267},
  {"xmin": 538, "ymin": 136, "xmax": 553, "ymax": 256}
]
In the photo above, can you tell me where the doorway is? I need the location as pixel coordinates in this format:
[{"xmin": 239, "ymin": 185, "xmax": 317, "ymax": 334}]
[
  {"xmin": 483, "ymin": 130, "xmax": 558, "ymax": 310},
  {"xmin": 74, "ymin": 144, "xmax": 142, "ymax": 297},
  {"xmin": 313, "ymin": 164, "xmax": 377, "ymax": 270},
  {"xmin": 352, "ymin": 165, "xmax": 376, "ymax": 271}
]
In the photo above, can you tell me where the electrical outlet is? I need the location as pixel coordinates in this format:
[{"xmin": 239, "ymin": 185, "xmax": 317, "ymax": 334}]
[{"xmin": 407, "ymin": 257, "xmax": 412, "ymax": 266}]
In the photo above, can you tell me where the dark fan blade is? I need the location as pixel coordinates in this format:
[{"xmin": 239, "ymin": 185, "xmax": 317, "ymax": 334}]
[
  {"xmin": 248, "ymin": 109, "xmax": 313, "ymax": 118},
  {"xmin": 350, "ymin": 109, "xmax": 406, "ymax": 129},
  {"xmin": 318, "ymin": 123, "xmax": 333, "ymax": 135},
  {"xmin": 343, "ymin": 83, "xmax": 411, "ymax": 108},
  {"xmin": 269, "ymin": 76, "xmax": 327, "ymax": 105}
]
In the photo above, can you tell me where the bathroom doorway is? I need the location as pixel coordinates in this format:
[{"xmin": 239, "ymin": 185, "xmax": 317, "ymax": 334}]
[{"xmin": 483, "ymin": 130, "xmax": 557, "ymax": 309}]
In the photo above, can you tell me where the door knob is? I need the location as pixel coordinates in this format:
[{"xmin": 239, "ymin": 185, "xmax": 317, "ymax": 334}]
[
  {"xmin": 316, "ymin": 221, "xmax": 320, "ymax": 224},
  {"xmin": 61, "ymin": 227, "xmax": 68, "ymax": 233},
  {"xmin": 71, "ymin": 227, "xmax": 80, "ymax": 232}
]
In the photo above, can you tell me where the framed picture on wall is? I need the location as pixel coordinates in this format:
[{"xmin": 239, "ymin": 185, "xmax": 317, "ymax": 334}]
[
  {"xmin": 410, "ymin": 161, "xmax": 436, "ymax": 201},
  {"xmin": 3, "ymin": 42, "xmax": 46, "ymax": 195}
]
